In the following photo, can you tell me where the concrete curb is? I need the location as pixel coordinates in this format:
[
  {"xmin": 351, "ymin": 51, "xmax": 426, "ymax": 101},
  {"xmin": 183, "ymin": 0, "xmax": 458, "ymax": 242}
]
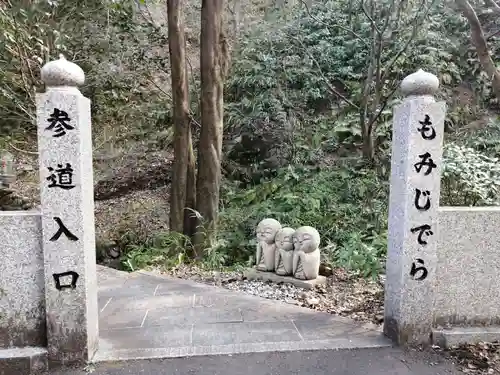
[
  {"xmin": 0, "ymin": 347, "xmax": 48, "ymax": 375},
  {"xmin": 432, "ymin": 326, "xmax": 500, "ymax": 347},
  {"xmin": 92, "ymin": 336, "xmax": 392, "ymax": 362}
]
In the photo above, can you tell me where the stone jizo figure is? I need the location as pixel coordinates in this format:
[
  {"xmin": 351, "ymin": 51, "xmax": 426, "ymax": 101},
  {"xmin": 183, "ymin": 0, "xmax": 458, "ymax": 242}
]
[
  {"xmin": 274, "ymin": 227, "xmax": 295, "ymax": 276},
  {"xmin": 255, "ymin": 218, "xmax": 282, "ymax": 271},
  {"xmin": 293, "ymin": 226, "xmax": 321, "ymax": 280}
]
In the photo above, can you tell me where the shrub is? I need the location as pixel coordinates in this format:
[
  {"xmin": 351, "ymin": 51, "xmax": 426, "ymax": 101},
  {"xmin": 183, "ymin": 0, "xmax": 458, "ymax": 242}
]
[
  {"xmin": 216, "ymin": 164, "xmax": 389, "ymax": 277},
  {"xmin": 442, "ymin": 142, "xmax": 500, "ymax": 206}
]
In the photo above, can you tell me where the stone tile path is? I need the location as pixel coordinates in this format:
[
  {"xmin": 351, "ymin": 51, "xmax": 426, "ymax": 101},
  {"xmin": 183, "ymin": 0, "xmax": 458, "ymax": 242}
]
[{"xmin": 94, "ymin": 266, "xmax": 391, "ymax": 362}]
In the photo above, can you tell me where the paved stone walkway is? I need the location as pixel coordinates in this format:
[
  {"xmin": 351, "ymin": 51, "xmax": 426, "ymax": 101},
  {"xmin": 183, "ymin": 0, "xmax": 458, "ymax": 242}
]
[{"xmin": 94, "ymin": 266, "xmax": 391, "ymax": 362}]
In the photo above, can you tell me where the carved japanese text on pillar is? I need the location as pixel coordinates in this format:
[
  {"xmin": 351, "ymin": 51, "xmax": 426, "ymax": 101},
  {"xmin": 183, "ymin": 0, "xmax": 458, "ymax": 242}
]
[
  {"xmin": 49, "ymin": 217, "xmax": 79, "ymax": 242},
  {"xmin": 409, "ymin": 114, "xmax": 438, "ymax": 282},
  {"xmin": 53, "ymin": 271, "xmax": 79, "ymax": 290},
  {"xmin": 47, "ymin": 163, "xmax": 75, "ymax": 190},
  {"xmin": 417, "ymin": 114, "xmax": 436, "ymax": 140},
  {"xmin": 409, "ymin": 258, "xmax": 428, "ymax": 281},
  {"xmin": 46, "ymin": 108, "xmax": 74, "ymax": 137},
  {"xmin": 45, "ymin": 106, "xmax": 80, "ymax": 291}
]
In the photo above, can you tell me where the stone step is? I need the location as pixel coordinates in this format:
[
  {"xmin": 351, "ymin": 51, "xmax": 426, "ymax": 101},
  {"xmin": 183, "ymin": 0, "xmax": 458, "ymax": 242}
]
[
  {"xmin": 243, "ymin": 268, "xmax": 326, "ymax": 290},
  {"xmin": 0, "ymin": 347, "xmax": 48, "ymax": 375},
  {"xmin": 432, "ymin": 326, "xmax": 500, "ymax": 348}
]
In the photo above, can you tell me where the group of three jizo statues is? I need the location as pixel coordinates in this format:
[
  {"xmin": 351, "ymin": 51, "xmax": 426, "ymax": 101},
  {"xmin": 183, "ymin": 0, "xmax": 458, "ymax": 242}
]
[{"xmin": 255, "ymin": 218, "xmax": 321, "ymax": 281}]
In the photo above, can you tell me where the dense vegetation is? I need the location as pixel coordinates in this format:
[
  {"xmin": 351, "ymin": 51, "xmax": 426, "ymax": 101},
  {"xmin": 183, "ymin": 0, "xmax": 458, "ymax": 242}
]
[{"xmin": 3, "ymin": 0, "xmax": 500, "ymax": 278}]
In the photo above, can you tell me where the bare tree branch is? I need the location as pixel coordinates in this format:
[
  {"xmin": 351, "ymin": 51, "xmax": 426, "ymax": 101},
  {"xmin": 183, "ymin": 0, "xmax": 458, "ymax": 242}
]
[
  {"xmin": 367, "ymin": 83, "xmax": 399, "ymax": 134},
  {"xmin": 486, "ymin": 28, "xmax": 500, "ymax": 40},
  {"xmin": 379, "ymin": 0, "xmax": 397, "ymax": 35},
  {"xmin": 456, "ymin": 0, "xmax": 500, "ymax": 97},
  {"xmin": 291, "ymin": 35, "xmax": 360, "ymax": 109},
  {"xmin": 299, "ymin": 0, "xmax": 369, "ymax": 48},
  {"xmin": 484, "ymin": 0, "xmax": 500, "ymax": 14},
  {"xmin": 381, "ymin": 0, "xmax": 437, "ymax": 83},
  {"xmin": 8, "ymin": 142, "xmax": 38, "ymax": 155},
  {"xmin": 360, "ymin": 0, "xmax": 381, "ymax": 36},
  {"xmin": 145, "ymin": 75, "xmax": 201, "ymax": 129}
]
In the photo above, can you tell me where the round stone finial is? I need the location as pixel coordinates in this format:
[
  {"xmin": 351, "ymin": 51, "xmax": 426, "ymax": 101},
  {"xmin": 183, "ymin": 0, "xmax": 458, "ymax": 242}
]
[
  {"xmin": 400, "ymin": 69, "xmax": 439, "ymax": 97},
  {"xmin": 41, "ymin": 54, "xmax": 85, "ymax": 87}
]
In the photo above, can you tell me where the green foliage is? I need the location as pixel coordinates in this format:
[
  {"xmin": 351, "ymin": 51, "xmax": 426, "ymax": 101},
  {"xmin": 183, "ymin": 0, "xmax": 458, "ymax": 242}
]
[
  {"xmin": 334, "ymin": 231, "xmax": 387, "ymax": 279},
  {"xmin": 225, "ymin": 0, "xmax": 500, "ymax": 168},
  {"xmin": 119, "ymin": 213, "xmax": 230, "ymax": 272},
  {"xmin": 121, "ymin": 138, "xmax": 500, "ymax": 278},
  {"xmin": 217, "ymin": 164, "xmax": 389, "ymax": 277},
  {"xmin": 6, "ymin": 0, "xmax": 500, "ymax": 281},
  {"xmin": 225, "ymin": 0, "xmax": 453, "ymax": 162},
  {"xmin": 215, "ymin": 0, "xmax": 500, "ymax": 279},
  {"xmin": 0, "ymin": 0, "xmax": 64, "ymax": 132},
  {"xmin": 121, "ymin": 231, "xmax": 191, "ymax": 272},
  {"xmin": 442, "ymin": 142, "xmax": 500, "ymax": 206},
  {"xmin": 456, "ymin": 118, "xmax": 500, "ymax": 158},
  {"xmin": 0, "ymin": 0, "xmax": 171, "ymax": 144}
]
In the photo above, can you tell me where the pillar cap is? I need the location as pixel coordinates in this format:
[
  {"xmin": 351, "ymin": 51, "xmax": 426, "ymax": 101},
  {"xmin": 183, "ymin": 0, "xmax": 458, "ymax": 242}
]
[
  {"xmin": 401, "ymin": 69, "xmax": 439, "ymax": 97},
  {"xmin": 41, "ymin": 55, "xmax": 85, "ymax": 87}
]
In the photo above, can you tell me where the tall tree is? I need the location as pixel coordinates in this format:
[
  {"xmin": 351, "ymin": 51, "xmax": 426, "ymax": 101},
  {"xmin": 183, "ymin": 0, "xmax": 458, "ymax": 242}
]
[
  {"xmin": 195, "ymin": 0, "xmax": 228, "ymax": 246},
  {"xmin": 167, "ymin": 0, "xmax": 196, "ymax": 235},
  {"xmin": 455, "ymin": 0, "xmax": 500, "ymax": 98}
]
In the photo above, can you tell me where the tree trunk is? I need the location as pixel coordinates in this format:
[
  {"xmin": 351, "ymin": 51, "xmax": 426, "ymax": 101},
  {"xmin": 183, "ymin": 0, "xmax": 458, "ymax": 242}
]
[
  {"xmin": 167, "ymin": 0, "xmax": 196, "ymax": 234},
  {"xmin": 361, "ymin": 129, "xmax": 375, "ymax": 162},
  {"xmin": 195, "ymin": 0, "xmax": 225, "ymax": 247},
  {"xmin": 359, "ymin": 18, "xmax": 376, "ymax": 163},
  {"xmin": 183, "ymin": 139, "xmax": 197, "ymax": 238},
  {"xmin": 456, "ymin": 0, "xmax": 500, "ymax": 98}
]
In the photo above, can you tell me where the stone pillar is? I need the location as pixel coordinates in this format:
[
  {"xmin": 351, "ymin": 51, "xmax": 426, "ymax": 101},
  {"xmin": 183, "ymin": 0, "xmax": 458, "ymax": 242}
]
[
  {"xmin": 383, "ymin": 70, "xmax": 446, "ymax": 345},
  {"xmin": 36, "ymin": 55, "xmax": 98, "ymax": 364}
]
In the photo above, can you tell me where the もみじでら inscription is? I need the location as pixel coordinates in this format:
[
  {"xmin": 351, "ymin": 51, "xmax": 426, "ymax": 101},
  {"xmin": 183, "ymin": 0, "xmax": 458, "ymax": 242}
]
[
  {"xmin": 384, "ymin": 69, "xmax": 446, "ymax": 345},
  {"xmin": 408, "ymin": 114, "xmax": 440, "ymax": 282},
  {"xmin": 414, "ymin": 152, "xmax": 437, "ymax": 176},
  {"xmin": 414, "ymin": 188, "xmax": 431, "ymax": 211},
  {"xmin": 417, "ymin": 114, "xmax": 436, "ymax": 140},
  {"xmin": 46, "ymin": 108, "xmax": 74, "ymax": 138},
  {"xmin": 410, "ymin": 258, "xmax": 428, "ymax": 281},
  {"xmin": 410, "ymin": 224, "xmax": 433, "ymax": 246}
]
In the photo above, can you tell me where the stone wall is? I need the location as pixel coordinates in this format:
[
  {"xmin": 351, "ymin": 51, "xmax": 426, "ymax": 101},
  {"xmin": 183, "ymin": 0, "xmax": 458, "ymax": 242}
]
[
  {"xmin": 435, "ymin": 207, "xmax": 500, "ymax": 326},
  {"xmin": 0, "ymin": 211, "xmax": 46, "ymax": 348}
]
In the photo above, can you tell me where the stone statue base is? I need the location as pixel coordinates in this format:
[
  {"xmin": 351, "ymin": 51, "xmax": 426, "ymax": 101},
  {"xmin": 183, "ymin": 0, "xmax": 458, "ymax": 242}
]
[{"xmin": 244, "ymin": 268, "xmax": 326, "ymax": 290}]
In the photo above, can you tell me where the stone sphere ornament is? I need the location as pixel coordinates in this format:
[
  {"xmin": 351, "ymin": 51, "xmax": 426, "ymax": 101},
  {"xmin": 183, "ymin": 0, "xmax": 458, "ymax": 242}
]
[
  {"xmin": 41, "ymin": 54, "xmax": 85, "ymax": 88},
  {"xmin": 400, "ymin": 69, "xmax": 439, "ymax": 98}
]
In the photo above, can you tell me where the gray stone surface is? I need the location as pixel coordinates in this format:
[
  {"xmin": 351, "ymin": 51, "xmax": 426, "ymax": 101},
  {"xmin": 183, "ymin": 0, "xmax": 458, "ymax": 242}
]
[
  {"xmin": 435, "ymin": 207, "xmax": 500, "ymax": 326},
  {"xmin": 0, "ymin": 212, "xmax": 45, "ymax": 348},
  {"xmin": 53, "ymin": 347, "xmax": 461, "ymax": 375},
  {"xmin": 384, "ymin": 70, "xmax": 446, "ymax": 345},
  {"xmin": 292, "ymin": 226, "xmax": 321, "ymax": 280},
  {"xmin": 256, "ymin": 218, "xmax": 281, "ymax": 272},
  {"xmin": 37, "ymin": 58, "xmax": 98, "ymax": 364},
  {"xmin": 274, "ymin": 227, "xmax": 295, "ymax": 276},
  {"xmin": 41, "ymin": 55, "xmax": 85, "ymax": 88},
  {"xmin": 433, "ymin": 326, "xmax": 500, "ymax": 348},
  {"xmin": 94, "ymin": 267, "xmax": 389, "ymax": 362},
  {"xmin": 243, "ymin": 268, "xmax": 326, "ymax": 289},
  {"xmin": 401, "ymin": 69, "xmax": 440, "ymax": 97},
  {"xmin": 0, "ymin": 347, "xmax": 48, "ymax": 375}
]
